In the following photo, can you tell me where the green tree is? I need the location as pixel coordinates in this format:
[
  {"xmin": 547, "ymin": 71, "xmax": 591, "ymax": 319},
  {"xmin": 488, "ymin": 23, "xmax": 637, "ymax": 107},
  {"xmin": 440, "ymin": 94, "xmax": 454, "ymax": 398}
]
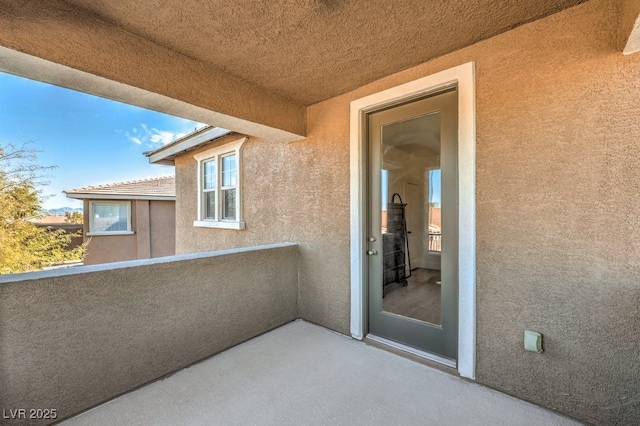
[
  {"xmin": 0, "ymin": 141, "xmax": 85, "ymax": 274},
  {"xmin": 64, "ymin": 210, "xmax": 83, "ymax": 224}
]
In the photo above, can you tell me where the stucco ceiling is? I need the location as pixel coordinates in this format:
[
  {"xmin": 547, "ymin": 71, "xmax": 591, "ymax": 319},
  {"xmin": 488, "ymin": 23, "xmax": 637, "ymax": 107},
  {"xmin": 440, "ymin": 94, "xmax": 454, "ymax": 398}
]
[{"xmin": 64, "ymin": 0, "xmax": 586, "ymax": 105}]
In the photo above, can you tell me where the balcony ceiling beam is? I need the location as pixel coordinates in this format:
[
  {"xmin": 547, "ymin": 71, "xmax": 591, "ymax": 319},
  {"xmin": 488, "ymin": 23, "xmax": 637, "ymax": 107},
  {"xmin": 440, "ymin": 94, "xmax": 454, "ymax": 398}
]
[
  {"xmin": 0, "ymin": 0, "xmax": 306, "ymax": 142},
  {"xmin": 621, "ymin": 0, "xmax": 640, "ymax": 55}
]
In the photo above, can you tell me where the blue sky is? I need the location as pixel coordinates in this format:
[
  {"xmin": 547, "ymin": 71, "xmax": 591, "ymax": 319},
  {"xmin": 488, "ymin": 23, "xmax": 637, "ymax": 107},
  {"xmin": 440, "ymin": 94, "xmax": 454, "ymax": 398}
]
[{"xmin": 0, "ymin": 72, "xmax": 204, "ymax": 210}]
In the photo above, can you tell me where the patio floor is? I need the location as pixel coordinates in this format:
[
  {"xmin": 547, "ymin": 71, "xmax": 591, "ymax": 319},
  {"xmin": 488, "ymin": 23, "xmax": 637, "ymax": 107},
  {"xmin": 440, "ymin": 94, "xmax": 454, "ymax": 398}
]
[{"xmin": 63, "ymin": 320, "xmax": 582, "ymax": 425}]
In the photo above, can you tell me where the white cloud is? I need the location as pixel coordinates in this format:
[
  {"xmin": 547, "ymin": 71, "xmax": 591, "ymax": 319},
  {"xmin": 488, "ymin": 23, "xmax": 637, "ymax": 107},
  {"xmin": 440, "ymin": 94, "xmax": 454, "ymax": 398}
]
[
  {"xmin": 124, "ymin": 122, "xmax": 203, "ymax": 148},
  {"xmin": 149, "ymin": 129, "xmax": 185, "ymax": 145}
]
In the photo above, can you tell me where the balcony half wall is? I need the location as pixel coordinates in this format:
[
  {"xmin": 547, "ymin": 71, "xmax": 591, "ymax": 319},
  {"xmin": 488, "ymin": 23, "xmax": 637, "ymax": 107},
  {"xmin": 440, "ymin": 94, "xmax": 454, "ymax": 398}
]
[{"xmin": 0, "ymin": 243, "xmax": 298, "ymax": 424}]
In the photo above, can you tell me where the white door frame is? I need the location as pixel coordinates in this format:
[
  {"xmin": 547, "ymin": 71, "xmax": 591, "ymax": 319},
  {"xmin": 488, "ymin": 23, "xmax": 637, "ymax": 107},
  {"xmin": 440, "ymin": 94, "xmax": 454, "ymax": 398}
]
[{"xmin": 349, "ymin": 62, "xmax": 476, "ymax": 379}]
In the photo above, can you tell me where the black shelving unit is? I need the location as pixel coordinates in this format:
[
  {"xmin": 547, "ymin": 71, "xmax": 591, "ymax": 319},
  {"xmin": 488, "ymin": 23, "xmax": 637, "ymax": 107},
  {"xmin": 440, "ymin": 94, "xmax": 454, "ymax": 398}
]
[{"xmin": 383, "ymin": 193, "xmax": 410, "ymax": 297}]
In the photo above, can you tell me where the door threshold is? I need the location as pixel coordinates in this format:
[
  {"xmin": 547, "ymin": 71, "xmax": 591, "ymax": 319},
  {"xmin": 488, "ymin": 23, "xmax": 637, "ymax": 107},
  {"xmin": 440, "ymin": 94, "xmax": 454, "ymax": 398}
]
[{"xmin": 365, "ymin": 333, "xmax": 457, "ymax": 368}]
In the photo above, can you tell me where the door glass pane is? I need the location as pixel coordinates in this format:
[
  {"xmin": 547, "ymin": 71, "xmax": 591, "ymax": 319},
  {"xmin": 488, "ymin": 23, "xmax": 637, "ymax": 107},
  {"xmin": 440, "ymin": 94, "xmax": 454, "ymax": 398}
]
[{"xmin": 381, "ymin": 112, "xmax": 442, "ymax": 325}]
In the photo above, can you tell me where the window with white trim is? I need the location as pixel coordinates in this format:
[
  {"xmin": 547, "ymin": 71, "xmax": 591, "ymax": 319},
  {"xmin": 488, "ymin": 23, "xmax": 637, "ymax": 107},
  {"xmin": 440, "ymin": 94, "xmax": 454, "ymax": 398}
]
[
  {"xmin": 194, "ymin": 138, "xmax": 246, "ymax": 230},
  {"xmin": 88, "ymin": 201, "xmax": 132, "ymax": 235}
]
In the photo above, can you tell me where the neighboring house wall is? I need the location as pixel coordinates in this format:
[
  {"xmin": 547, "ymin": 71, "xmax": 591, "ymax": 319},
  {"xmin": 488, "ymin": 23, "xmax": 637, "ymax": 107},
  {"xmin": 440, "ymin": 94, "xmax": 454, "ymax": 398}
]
[
  {"xmin": 82, "ymin": 199, "xmax": 137, "ymax": 265},
  {"xmin": 83, "ymin": 199, "xmax": 176, "ymax": 265},
  {"xmin": 174, "ymin": 2, "xmax": 640, "ymax": 424},
  {"xmin": 149, "ymin": 200, "xmax": 176, "ymax": 258}
]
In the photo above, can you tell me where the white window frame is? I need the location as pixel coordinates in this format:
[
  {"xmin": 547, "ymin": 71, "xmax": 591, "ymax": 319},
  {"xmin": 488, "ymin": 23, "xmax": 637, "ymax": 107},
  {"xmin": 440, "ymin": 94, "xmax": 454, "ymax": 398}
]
[
  {"xmin": 87, "ymin": 200, "xmax": 133, "ymax": 236},
  {"xmin": 193, "ymin": 137, "xmax": 246, "ymax": 230}
]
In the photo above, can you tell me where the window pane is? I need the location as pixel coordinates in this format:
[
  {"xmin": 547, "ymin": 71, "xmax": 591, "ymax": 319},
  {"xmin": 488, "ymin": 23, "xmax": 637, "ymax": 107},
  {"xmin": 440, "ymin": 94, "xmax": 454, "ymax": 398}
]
[
  {"xmin": 222, "ymin": 154, "xmax": 237, "ymax": 187},
  {"xmin": 428, "ymin": 169, "xmax": 441, "ymax": 253},
  {"xmin": 381, "ymin": 169, "xmax": 388, "ymax": 232},
  {"xmin": 92, "ymin": 203, "xmax": 129, "ymax": 232},
  {"xmin": 204, "ymin": 160, "xmax": 216, "ymax": 190},
  {"xmin": 204, "ymin": 191, "xmax": 216, "ymax": 219},
  {"xmin": 222, "ymin": 189, "xmax": 236, "ymax": 220}
]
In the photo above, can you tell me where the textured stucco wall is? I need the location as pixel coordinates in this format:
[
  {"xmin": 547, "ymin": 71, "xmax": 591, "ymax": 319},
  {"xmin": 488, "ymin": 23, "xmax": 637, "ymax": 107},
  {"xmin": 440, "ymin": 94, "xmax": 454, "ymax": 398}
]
[
  {"xmin": 150, "ymin": 200, "xmax": 176, "ymax": 258},
  {"xmin": 174, "ymin": 1, "xmax": 639, "ymax": 424},
  {"xmin": 0, "ymin": 244, "xmax": 298, "ymax": 424},
  {"xmin": 175, "ymin": 132, "xmax": 350, "ymax": 334},
  {"xmin": 134, "ymin": 200, "xmax": 151, "ymax": 259},
  {"xmin": 470, "ymin": 3, "xmax": 640, "ymax": 424}
]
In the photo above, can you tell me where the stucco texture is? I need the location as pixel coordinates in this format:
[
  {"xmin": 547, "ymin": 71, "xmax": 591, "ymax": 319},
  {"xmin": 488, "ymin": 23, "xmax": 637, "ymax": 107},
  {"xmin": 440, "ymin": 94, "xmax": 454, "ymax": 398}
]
[
  {"xmin": 0, "ymin": 245, "xmax": 298, "ymax": 424},
  {"xmin": 176, "ymin": 132, "xmax": 350, "ymax": 335},
  {"xmin": 149, "ymin": 200, "xmax": 176, "ymax": 258},
  {"xmin": 174, "ymin": 1, "xmax": 639, "ymax": 424},
  {"xmin": 471, "ymin": 4, "xmax": 640, "ymax": 425},
  {"xmin": 62, "ymin": 0, "xmax": 583, "ymax": 106}
]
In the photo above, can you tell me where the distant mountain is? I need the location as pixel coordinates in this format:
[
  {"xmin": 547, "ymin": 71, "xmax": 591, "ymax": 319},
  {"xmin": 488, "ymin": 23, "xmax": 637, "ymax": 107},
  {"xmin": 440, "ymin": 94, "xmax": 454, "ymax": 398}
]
[{"xmin": 43, "ymin": 207, "xmax": 83, "ymax": 215}]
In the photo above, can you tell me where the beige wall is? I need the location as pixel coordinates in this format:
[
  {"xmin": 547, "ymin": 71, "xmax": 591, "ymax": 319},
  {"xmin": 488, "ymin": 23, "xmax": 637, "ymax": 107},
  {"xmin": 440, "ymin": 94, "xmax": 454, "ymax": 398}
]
[
  {"xmin": 150, "ymin": 200, "xmax": 176, "ymax": 258},
  {"xmin": 0, "ymin": 244, "xmax": 298, "ymax": 424},
  {"xmin": 175, "ymin": 1, "xmax": 640, "ymax": 424},
  {"xmin": 176, "ymin": 133, "xmax": 351, "ymax": 334},
  {"xmin": 83, "ymin": 199, "xmax": 176, "ymax": 265}
]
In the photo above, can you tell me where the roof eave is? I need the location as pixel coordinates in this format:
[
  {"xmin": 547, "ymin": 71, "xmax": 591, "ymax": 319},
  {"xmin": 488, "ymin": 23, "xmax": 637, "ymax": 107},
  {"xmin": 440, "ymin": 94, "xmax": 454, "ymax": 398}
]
[
  {"xmin": 145, "ymin": 127, "xmax": 233, "ymax": 165},
  {"xmin": 65, "ymin": 193, "xmax": 176, "ymax": 201}
]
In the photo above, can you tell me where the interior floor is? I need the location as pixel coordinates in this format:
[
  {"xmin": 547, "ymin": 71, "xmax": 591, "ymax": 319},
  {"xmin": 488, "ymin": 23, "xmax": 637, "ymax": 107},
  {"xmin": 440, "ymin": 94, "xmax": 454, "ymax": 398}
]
[{"xmin": 383, "ymin": 268, "xmax": 441, "ymax": 324}]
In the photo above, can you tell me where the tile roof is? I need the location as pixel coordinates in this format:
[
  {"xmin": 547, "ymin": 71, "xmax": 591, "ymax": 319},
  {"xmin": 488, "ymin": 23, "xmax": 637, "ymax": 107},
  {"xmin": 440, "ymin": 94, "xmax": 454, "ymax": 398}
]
[{"xmin": 64, "ymin": 176, "xmax": 175, "ymax": 200}]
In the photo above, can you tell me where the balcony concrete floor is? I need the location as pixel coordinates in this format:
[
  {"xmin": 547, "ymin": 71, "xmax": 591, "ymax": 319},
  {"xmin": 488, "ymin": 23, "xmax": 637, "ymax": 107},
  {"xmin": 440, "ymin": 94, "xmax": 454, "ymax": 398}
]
[{"xmin": 63, "ymin": 320, "xmax": 582, "ymax": 425}]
